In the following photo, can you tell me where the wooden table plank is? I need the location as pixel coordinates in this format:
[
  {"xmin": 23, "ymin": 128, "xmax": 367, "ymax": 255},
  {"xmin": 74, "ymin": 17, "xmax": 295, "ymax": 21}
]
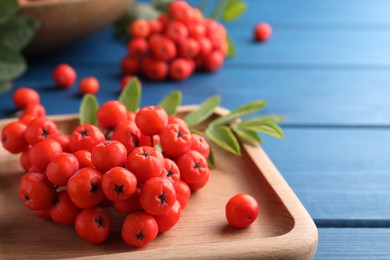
[{"xmin": 316, "ymin": 228, "xmax": 390, "ymax": 259}]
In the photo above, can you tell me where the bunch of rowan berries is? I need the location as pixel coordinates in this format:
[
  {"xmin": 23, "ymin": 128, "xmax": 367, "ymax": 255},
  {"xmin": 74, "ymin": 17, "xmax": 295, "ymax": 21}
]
[
  {"xmin": 121, "ymin": 1, "xmax": 228, "ymax": 81},
  {"xmin": 1, "ymin": 89, "xmax": 211, "ymax": 247}
]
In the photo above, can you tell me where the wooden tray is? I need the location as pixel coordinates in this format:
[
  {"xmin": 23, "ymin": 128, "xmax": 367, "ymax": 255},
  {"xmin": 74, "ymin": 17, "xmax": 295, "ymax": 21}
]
[{"xmin": 0, "ymin": 106, "xmax": 318, "ymax": 259}]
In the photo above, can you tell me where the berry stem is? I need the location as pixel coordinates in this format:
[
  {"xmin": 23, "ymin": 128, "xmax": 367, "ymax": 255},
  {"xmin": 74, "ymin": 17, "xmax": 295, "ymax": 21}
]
[{"xmin": 150, "ymin": 135, "xmax": 154, "ymax": 147}]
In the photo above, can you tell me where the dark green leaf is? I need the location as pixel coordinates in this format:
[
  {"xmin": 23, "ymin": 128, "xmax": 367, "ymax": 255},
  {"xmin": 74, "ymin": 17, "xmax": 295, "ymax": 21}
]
[
  {"xmin": 183, "ymin": 95, "xmax": 220, "ymax": 128},
  {"xmin": 206, "ymin": 125, "xmax": 240, "ymax": 155},
  {"xmin": 0, "ymin": 81, "xmax": 12, "ymax": 94},
  {"xmin": 79, "ymin": 94, "xmax": 99, "ymax": 125},
  {"xmin": 158, "ymin": 90, "xmax": 182, "ymax": 116},
  {"xmin": 207, "ymin": 147, "xmax": 215, "ymax": 168},
  {"xmin": 189, "ymin": 128, "xmax": 205, "ymax": 136},
  {"xmin": 0, "ymin": 0, "xmax": 18, "ymax": 24},
  {"xmin": 119, "ymin": 77, "xmax": 142, "ymax": 112},
  {"xmin": 241, "ymin": 121, "xmax": 284, "ymax": 139},
  {"xmin": 0, "ymin": 47, "xmax": 26, "ymax": 81},
  {"xmin": 0, "ymin": 16, "xmax": 40, "ymax": 51},
  {"xmin": 221, "ymin": 0, "xmax": 247, "ymax": 21},
  {"xmin": 211, "ymin": 100, "xmax": 266, "ymax": 126},
  {"xmin": 233, "ymin": 126, "xmax": 262, "ymax": 144},
  {"xmin": 226, "ymin": 34, "xmax": 236, "ymax": 57}
]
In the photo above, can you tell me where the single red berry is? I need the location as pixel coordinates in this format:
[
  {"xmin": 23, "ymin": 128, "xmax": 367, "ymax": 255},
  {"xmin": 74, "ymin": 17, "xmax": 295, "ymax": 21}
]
[
  {"xmin": 178, "ymin": 38, "xmax": 200, "ymax": 59},
  {"xmin": 190, "ymin": 133, "xmax": 210, "ymax": 158},
  {"xmin": 187, "ymin": 167, "xmax": 209, "ymax": 191},
  {"xmin": 204, "ymin": 51, "xmax": 224, "ymax": 72},
  {"xmin": 13, "ymin": 87, "xmax": 40, "ymax": 109},
  {"xmin": 19, "ymin": 172, "xmax": 55, "ymax": 210},
  {"xmin": 101, "ymin": 167, "xmax": 137, "ymax": 202},
  {"xmin": 52, "ymin": 63, "xmax": 77, "ymax": 88},
  {"xmin": 33, "ymin": 208, "xmax": 51, "ymax": 220},
  {"xmin": 126, "ymin": 146, "xmax": 164, "ymax": 183},
  {"xmin": 226, "ymin": 194, "xmax": 259, "ymax": 228},
  {"xmin": 69, "ymin": 124, "xmax": 105, "ymax": 152},
  {"xmin": 176, "ymin": 150, "xmax": 209, "ymax": 184},
  {"xmin": 169, "ymin": 1, "xmax": 191, "ymax": 24},
  {"xmin": 79, "ymin": 77, "xmax": 99, "ymax": 95},
  {"xmin": 50, "ymin": 190, "xmax": 81, "ymax": 225},
  {"xmin": 111, "ymin": 125, "xmax": 140, "ymax": 155},
  {"xmin": 46, "ymin": 153, "xmax": 79, "ymax": 186},
  {"xmin": 144, "ymin": 59, "xmax": 169, "ymax": 81},
  {"xmin": 165, "ymin": 21, "xmax": 189, "ymax": 43},
  {"xmin": 150, "ymin": 37, "xmax": 177, "ymax": 61},
  {"xmin": 175, "ymin": 180, "xmax": 191, "ymax": 209},
  {"xmin": 130, "ymin": 19, "xmax": 151, "ymax": 38},
  {"xmin": 254, "ymin": 22, "xmax": 272, "ymax": 42},
  {"xmin": 97, "ymin": 101, "xmax": 128, "ymax": 130},
  {"xmin": 67, "ymin": 167, "xmax": 104, "ymax": 209},
  {"xmin": 140, "ymin": 177, "xmax": 176, "ymax": 215},
  {"xmin": 29, "ymin": 139, "xmax": 62, "ymax": 171},
  {"xmin": 205, "ymin": 19, "xmax": 227, "ymax": 38},
  {"xmin": 197, "ymin": 36, "xmax": 213, "ymax": 57},
  {"xmin": 121, "ymin": 212, "xmax": 158, "ymax": 247},
  {"xmin": 1, "ymin": 121, "xmax": 29, "ymax": 154},
  {"xmin": 148, "ymin": 19, "xmax": 163, "ymax": 35},
  {"xmin": 91, "ymin": 141, "xmax": 127, "ymax": 172},
  {"xmin": 139, "ymin": 133, "xmax": 160, "ymax": 147},
  {"xmin": 128, "ymin": 38, "xmax": 149, "ymax": 57},
  {"xmin": 168, "ymin": 116, "xmax": 188, "ymax": 128},
  {"xmin": 23, "ymin": 103, "xmax": 46, "ymax": 117},
  {"xmin": 188, "ymin": 23, "xmax": 206, "ymax": 39},
  {"xmin": 161, "ymin": 158, "xmax": 180, "ymax": 187},
  {"xmin": 75, "ymin": 207, "xmax": 112, "ymax": 244},
  {"xmin": 211, "ymin": 36, "xmax": 228, "ymax": 57},
  {"xmin": 169, "ymin": 58, "xmax": 193, "ymax": 81},
  {"xmin": 121, "ymin": 56, "xmax": 139, "ymax": 75},
  {"xmin": 51, "ymin": 133, "xmax": 70, "ymax": 153},
  {"xmin": 19, "ymin": 114, "xmax": 35, "ymax": 126},
  {"xmin": 73, "ymin": 150, "xmax": 94, "ymax": 168},
  {"xmin": 20, "ymin": 147, "xmax": 32, "ymax": 170},
  {"xmin": 153, "ymin": 200, "xmax": 182, "ymax": 233},
  {"xmin": 135, "ymin": 106, "xmax": 168, "ymax": 136},
  {"xmin": 112, "ymin": 188, "xmax": 142, "ymax": 214},
  {"xmin": 158, "ymin": 13, "xmax": 169, "ymax": 27},
  {"xmin": 24, "ymin": 117, "xmax": 58, "ymax": 145},
  {"xmin": 160, "ymin": 123, "xmax": 192, "ymax": 157}
]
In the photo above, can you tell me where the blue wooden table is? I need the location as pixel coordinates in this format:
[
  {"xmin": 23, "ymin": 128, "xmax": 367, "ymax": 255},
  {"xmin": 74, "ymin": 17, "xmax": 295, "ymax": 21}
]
[{"xmin": 2, "ymin": 0, "xmax": 390, "ymax": 258}]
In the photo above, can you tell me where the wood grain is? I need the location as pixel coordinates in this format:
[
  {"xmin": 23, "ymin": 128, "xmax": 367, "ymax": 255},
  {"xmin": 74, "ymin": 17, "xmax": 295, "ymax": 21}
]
[{"xmin": 0, "ymin": 107, "xmax": 318, "ymax": 259}]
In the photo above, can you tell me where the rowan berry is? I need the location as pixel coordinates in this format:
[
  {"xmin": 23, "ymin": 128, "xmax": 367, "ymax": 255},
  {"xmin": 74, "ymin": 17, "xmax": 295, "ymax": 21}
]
[
  {"xmin": 73, "ymin": 150, "xmax": 94, "ymax": 168},
  {"xmin": 144, "ymin": 59, "xmax": 169, "ymax": 81},
  {"xmin": 46, "ymin": 153, "xmax": 79, "ymax": 186},
  {"xmin": 176, "ymin": 150, "xmax": 209, "ymax": 184},
  {"xmin": 111, "ymin": 125, "xmax": 140, "ymax": 155},
  {"xmin": 126, "ymin": 146, "xmax": 164, "ymax": 183},
  {"xmin": 33, "ymin": 208, "xmax": 51, "ymax": 220},
  {"xmin": 160, "ymin": 123, "xmax": 192, "ymax": 157},
  {"xmin": 204, "ymin": 51, "xmax": 224, "ymax": 72},
  {"xmin": 139, "ymin": 133, "xmax": 160, "ymax": 147},
  {"xmin": 1, "ymin": 121, "xmax": 29, "ymax": 154},
  {"xmin": 148, "ymin": 19, "xmax": 163, "ymax": 35},
  {"xmin": 175, "ymin": 180, "xmax": 191, "ymax": 209},
  {"xmin": 97, "ymin": 101, "xmax": 128, "ymax": 130},
  {"xmin": 23, "ymin": 103, "xmax": 46, "ymax": 117},
  {"xmin": 121, "ymin": 56, "xmax": 139, "ymax": 75},
  {"xmin": 161, "ymin": 158, "xmax": 180, "ymax": 187},
  {"xmin": 20, "ymin": 147, "xmax": 32, "ymax": 170},
  {"xmin": 112, "ymin": 188, "xmax": 142, "ymax": 214},
  {"xmin": 153, "ymin": 200, "xmax": 182, "ymax": 233},
  {"xmin": 226, "ymin": 194, "xmax": 259, "ymax": 228},
  {"xmin": 67, "ymin": 167, "xmax": 104, "ymax": 208},
  {"xmin": 91, "ymin": 141, "xmax": 127, "ymax": 172},
  {"xmin": 19, "ymin": 172, "xmax": 55, "ymax": 210},
  {"xmin": 188, "ymin": 23, "xmax": 206, "ymax": 39},
  {"xmin": 168, "ymin": 116, "xmax": 188, "ymax": 128},
  {"xmin": 121, "ymin": 212, "xmax": 158, "ymax": 247},
  {"xmin": 187, "ymin": 168, "xmax": 209, "ymax": 191},
  {"xmin": 128, "ymin": 38, "xmax": 149, "ymax": 57},
  {"xmin": 190, "ymin": 133, "xmax": 210, "ymax": 158},
  {"xmin": 169, "ymin": 58, "xmax": 193, "ymax": 81},
  {"xmin": 50, "ymin": 190, "xmax": 81, "ymax": 225},
  {"xmin": 165, "ymin": 21, "xmax": 189, "ymax": 43},
  {"xmin": 24, "ymin": 117, "xmax": 58, "ymax": 145},
  {"xmin": 140, "ymin": 177, "xmax": 176, "ymax": 215},
  {"xmin": 75, "ymin": 207, "xmax": 112, "ymax": 244},
  {"xmin": 29, "ymin": 139, "xmax": 62, "ymax": 171},
  {"xmin": 69, "ymin": 124, "xmax": 105, "ymax": 152},
  {"xmin": 53, "ymin": 63, "xmax": 77, "ymax": 88},
  {"xmin": 130, "ymin": 19, "xmax": 150, "ymax": 38},
  {"xmin": 197, "ymin": 36, "xmax": 213, "ymax": 57},
  {"xmin": 178, "ymin": 38, "xmax": 200, "ymax": 59},
  {"xmin": 135, "ymin": 106, "xmax": 168, "ymax": 136},
  {"xmin": 101, "ymin": 167, "xmax": 137, "ymax": 202},
  {"xmin": 79, "ymin": 77, "xmax": 99, "ymax": 95},
  {"xmin": 254, "ymin": 22, "xmax": 272, "ymax": 42},
  {"xmin": 13, "ymin": 87, "xmax": 40, "ymax": 109},
  {"xmin": 19, "ymin": 114, "xmax": 35, "ymax": 125},
  {"xmin": 150, "ymin": 37, "xmax": 177, "ymax": 61},
  {"xmin": 51, "ymin": 133, "xmax": 71, "ymax": 152}
]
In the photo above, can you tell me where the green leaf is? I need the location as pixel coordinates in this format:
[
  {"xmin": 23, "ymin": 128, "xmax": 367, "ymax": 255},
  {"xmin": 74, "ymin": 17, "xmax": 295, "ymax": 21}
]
[
  {"xmin": 207, "ymin": 147, "xmax": 215, "ymax": 168},
  {"xmin": 79, "ymin": 94, "xmax": 99, "ymax": 125},
  {"xmin": 0, "ymin": 81, "xmax": 12, "ymax": 94},
  {"xmin": 189, "ymin": 128, "xmax": 204, "ymax": 136},
  {"xmin": 210, "ymin": 0, "xmax": 227, "ymax": 19},
  {"xmin": 238, "ymin": 116, "xmax": 284, "ymax": 126},
  {"xmin": 206, "ymin": 125, "xmax": 240, "ymax": 155},
  {"xmin": 211, "ymin": 100, "xmax": 266, "ymax": 126},
  {"xmin": 152, "ymin": 0, "xmax": 174, "ymax": 12},
  {"xmin": 183, "ymin": 95, "xmax": 220, "ymax": 128},
  {"xmin": 119, "ymin": 77, "xmax": 142, "ymax": 112},
  {"xmin": 226, "ymin": 34, "xmax": 236, "ymax": 57},
  {"xmin": 233, "ymin": 126, "xmax": 262, "ymax": 144},
  {"xmin": 0, "ymin": 0, "xmax": 19, "ymax": 24},
  {"xmin": 0, "ymin": 47, "xmax": 26, "ymax": 82},
  {"xmin": 0, "ymin": 16, "xmax": 40, "ymax": 51},
  {"xmin": 241, "ymin": 121, "xmax": 284, "ymax": 139},
  {"xmin": 158, "ymin": 90, "xmax": 182, "ymax": 116},
  {"xmin": 221, "ymin": 0, "xmax": 247, "ymax": 22}
]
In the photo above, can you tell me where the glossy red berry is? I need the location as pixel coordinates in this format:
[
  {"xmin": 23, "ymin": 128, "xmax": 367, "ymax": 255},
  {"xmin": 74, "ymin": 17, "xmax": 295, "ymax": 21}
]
[
  {"xmin": 197, "ymin": 36, "xmax": 213, "ymax": 57},
  {"xmin": 1, "ymin": 121, "xmax": 29, "ymax": 154},
  {"xmin": 187, "ymin": 167, "xmax": 209, "ymax": 191},
  {"xmin": 29, "ymin": 139, "xmax": 62, "ymax": 171},
  {"xmin": 144, "ymin": 59, "xmax": 169, "ymax": 81},
  {"xmin": 53, "ymin": 63, "xmax": 77, "ymax": 88},
  {"xmin": 50, "ymin": 190, "xmax": 81, "ymax": 225},
  {"xmin": 225, "ymin": 194, "xmax": 259, "ymax": 228},
  {"xmin": 161, "ymin": 158, "xmax": 180, "ymax": 187},
  {"xmin": 13, "ymin": 87, "xmax": 40, "ymax": 109},
  {"xmin": 176, "ymin": 150, "xmax": 209, "ymax": 184},
  {"xmin": 91, "ymin": 140, "xmax": 127, "ymax": 172},
  {"xmin": 101, "ymin": 167, "xmax": 137, "ymax": 202},
  {"xmin": 190, "ymin": 133, "xmax": 210, "ymax": 158},
  {"xmin": 165, "ymin": 21, "xmax": 189, "ymax": 43},
  {"xmin": 23, "ymin": 103, "xmax": 46, "ymax": 117},
  {"xmin": 46, "ymin": 153, "xmax": 79, "ymax": 186},
  {"xmin": 168, "ymin": 116, "xmax": 188, "ymax": 128},
  {"xmin": 73, "ymin": 150, "xmax": 94, "ymax": 168},
  {"xmin": 160, "ymin": 123, "xmax": 192, "ymax": 157},
  {"xmin": 69, "ymin": 124, "xmax": 105, "ymax": 152},
  {"xmin": 121, "ymin": 212, "xmax": 158, "ymax": 247},
  {"xmin": 97, "ymin": 101, "xmax": 128, "ymax": 130},
  {"xmin": 121, "ymin": 56, "xmax": 139, "ymax": 75},
  {"xmin": 20, "ymin": 147, "xmax": 32, "ymax": 170},
  {"xmin": 188, "ymin": 23, "xmax": 206, "ymax": 39},
  {"xmin": 139, "ymin": 133, "xmax": 160, "ymax": 147},
  {"xmin": 178, "ymin": 38, "xmax": 200, "ymax": 59},
  {"xmin": 51, "ymin": 133, "xmax": 71, "ymax": 153},
  {"xmin": 204, "ymin": 51, "xmax": 224, "ymax": 72},
  {"xmin": 128, "ymin": 38, "xmax": 149, "ymax": 57},
  {"xmin": 130, "ymin": 19, "xmax": 151, "ymax": 38},
  {"xmin": 148, "ymin": 19, "xmax": 163, "ymax": 35},
  {"xmin": 175, "ymin": 180, "xmax": 191, "ymax": 209},
  {"xmin": 19, "ymin": 172, "xmax": 55, "ymax": 210},
  {"xmin": 19, "ymin": 114, "xmax": 35, "ymax": 126},
  {"xmin": 254, "ymin": 22, "xmax": 272, "ymax": 42},
  {"xmin": 79, "ymin": 77, "xmax": 99, "ymax": 95},
  {"xmin": 112, "ymin": 188, "xmax": 142, "ymax": 214},
  {"xmin": 169, "ymin": 58, "xmax": 193, "ymax": 81},
  {"xmin": 25, "ymin": 117, "xmax": 58, "ymax": 145},
  {"xmin": 135, "ymin": 106, "xmax": 168, "ymax": 136},
  {"xmin": 111, "ymin": 125, "xmax": 140, "ymax": 155},
  {"xmin": 150, "ymin": 37, "xmax": 177, "ymax": 61},
  {"xmin": 140, "ymin": 177, "xmax": 176, "ymax": 215},
  {"xmin": 75, "ymin": 207, "xmax": 112, "ymax": 244},
  {"xmin": 153, "ymin": 200, "xmax": 182, "ymax": 232}
]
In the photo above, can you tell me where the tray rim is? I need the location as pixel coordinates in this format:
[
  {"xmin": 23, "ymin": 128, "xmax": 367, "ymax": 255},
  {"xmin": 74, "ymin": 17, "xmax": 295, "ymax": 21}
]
[{"xmin": 0, "ymin": 105, "xmax": 318, "ymax": 259}]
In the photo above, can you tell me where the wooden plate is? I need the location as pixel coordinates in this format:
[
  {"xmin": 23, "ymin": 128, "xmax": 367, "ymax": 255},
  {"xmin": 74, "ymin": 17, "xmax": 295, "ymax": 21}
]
[{"xmin": 0, "ymin": 106, "xmax": 318, "ymax": 259}]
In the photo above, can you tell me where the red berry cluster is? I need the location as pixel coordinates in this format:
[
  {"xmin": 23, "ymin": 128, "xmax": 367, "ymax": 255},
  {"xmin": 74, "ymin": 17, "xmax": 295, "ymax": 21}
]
[
  {"xmin": 1, "ymin": 96, "xmax": 211, "ymax": 247},
  {"xmin": 121, "ymin": 1, "xmax": 228, "ymax": 81}
]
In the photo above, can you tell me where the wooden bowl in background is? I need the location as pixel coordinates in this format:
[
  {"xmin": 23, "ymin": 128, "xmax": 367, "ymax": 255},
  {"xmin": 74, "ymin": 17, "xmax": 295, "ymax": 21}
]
[{"xmin": 20, "ymin": 0, "xmax": 133, "ymax": 55}]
